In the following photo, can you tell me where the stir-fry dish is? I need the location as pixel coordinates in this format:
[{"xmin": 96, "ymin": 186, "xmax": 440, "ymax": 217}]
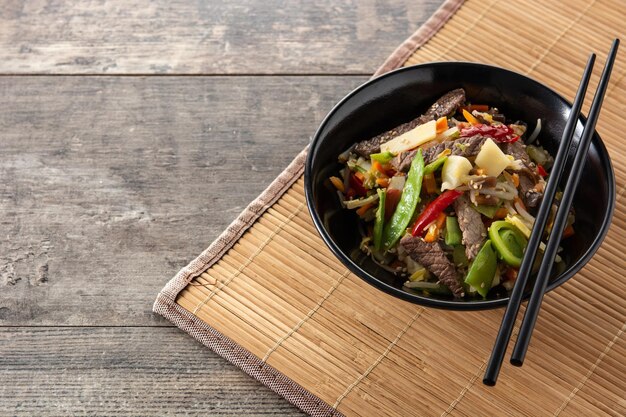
[{"xmin": 330, "ymin": 88, "xmax": 574, "ymax": 298}]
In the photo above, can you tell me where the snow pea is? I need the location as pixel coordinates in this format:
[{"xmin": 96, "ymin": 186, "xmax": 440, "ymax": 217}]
[
  {"xmin": 445, "ymin": 216, "xmax": 462, "ymax": 246},
  {"xmin": 382, "ymin": 149, "xmax": 424, "ymax": 250},
  {"xmin": 465, "ymin": 240, "xmax": 497, "ymax": 298},
  {"xmin": 373, "ymin": 188, "xmax": 386, "ymax": 251}
]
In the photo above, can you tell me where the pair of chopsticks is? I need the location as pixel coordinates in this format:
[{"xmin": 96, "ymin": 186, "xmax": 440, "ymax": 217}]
[{"xmin": 483, "ymin": 38, "xmax": 620, "ymax": 386}]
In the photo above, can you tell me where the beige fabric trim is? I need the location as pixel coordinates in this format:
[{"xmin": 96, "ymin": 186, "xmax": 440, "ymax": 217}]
[{"xmin": 153, "ymin": 2, "xmax": 465, "ymax": 415}]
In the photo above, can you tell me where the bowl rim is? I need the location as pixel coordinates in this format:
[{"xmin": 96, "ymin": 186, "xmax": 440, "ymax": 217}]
[{"xmin": 304, "ymin": 61, "xmax": 616, "ymax": 310}]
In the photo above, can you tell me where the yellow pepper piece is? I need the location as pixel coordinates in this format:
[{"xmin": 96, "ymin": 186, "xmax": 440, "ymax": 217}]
[{"xmin": 462, "ymin": 108, "xmax": 480, "ymax": 125}]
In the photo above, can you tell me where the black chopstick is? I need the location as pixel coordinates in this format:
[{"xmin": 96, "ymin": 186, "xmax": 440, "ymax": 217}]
[
  {"xmin": 511, "ymin": 38, "xmax": 620, "ymax": 366},
  {"xmin": 482, "ymin": 52, "xmax": 597, "ymax": 386}
]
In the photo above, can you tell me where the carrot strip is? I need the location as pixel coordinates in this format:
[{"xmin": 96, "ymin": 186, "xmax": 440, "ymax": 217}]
[
  {"xmin": 424, "ymin": 213, "xmax": 446, "ymax": 242},
  {"xmin": 329, "ymin": 176, "xmax": 345, "ymax": 192},
  {"xmin": 494, "ymin": 207, "xmax": 509, "ymax": 219},
  {"xmin": 356, "ymin": 202, "xmax": 375, "ymax": 217},
  {"xmin": 372, "ymin": 160, "xmax": 387, "ymax": 177},
  {"xmin": 423, "ymin": 173, "xmax": 437, "ymax": 194},
  {"xmin": 462, "ymin": 109, "xmax": 480, "ymax": 125},
  {"xmin": 512, "ymin": 173, "xmax": 520, "ymax": 188},
  {"xmin": 436, "ymin": 116, "xmax": 449, "ymax": 134},
  {"xmin": 376, "ymin": 177, "xmax": 390, "ymax": 187}
]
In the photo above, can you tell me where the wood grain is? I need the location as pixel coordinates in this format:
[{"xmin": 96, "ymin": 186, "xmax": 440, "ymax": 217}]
[
  {"xmin": 0, "ymin": 75, "xmax": 366, "ymax": 326},
  {"xmin": 0, "ymin": 327, "xmax": 303, "ymax": 416},
  {"xmin": 0, "ymin": 0, "xmax": 448, "ymax": 415},
  {"xmin": 0, "ymin": 0, "xmax": 442, "ymax": 74}
]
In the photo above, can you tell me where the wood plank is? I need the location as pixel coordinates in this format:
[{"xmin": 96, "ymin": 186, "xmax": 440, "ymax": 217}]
[
  {"xmin": 0, "ymin": 75, "xmax": 366, "ymax": 326},
  {"xmin": 0, "ymin": 0, "xmax": 442, "ymax": 74},
  {"xmin": 0, "ymin": 326, "xmax": 305, "ymax": 416}
]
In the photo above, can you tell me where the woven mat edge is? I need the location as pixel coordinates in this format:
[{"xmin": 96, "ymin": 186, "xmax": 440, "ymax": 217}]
[{"xmin": 153, "ymin": 1, "xmax": 466, "ymax": 416}]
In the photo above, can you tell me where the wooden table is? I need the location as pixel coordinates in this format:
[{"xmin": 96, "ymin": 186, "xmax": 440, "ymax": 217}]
[{"xmin": 0, "ymin": 1, "xmax": 442, "ymax": 414}]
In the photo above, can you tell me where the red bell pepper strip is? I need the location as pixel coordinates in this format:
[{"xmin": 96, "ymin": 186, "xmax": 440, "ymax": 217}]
[
  {"xmin": 349, "ymin": 173, "xmax": 367, "ymax": 196},
  {"xmin": 411, "ymin": 190, "xmax": 463, "ymax": 236},
  {"xmin": 384, "ymin": 188, "xmax": 402, "ymax": 221},
  {"xmin": 460, "ymin": 123, "xmax": 519, "ymax": 143},
  {"xmin": 536, "ymin": 164, "xmax": 548, "ymax": 177}
]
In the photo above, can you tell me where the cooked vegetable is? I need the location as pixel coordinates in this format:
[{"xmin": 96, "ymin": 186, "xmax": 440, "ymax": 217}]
[
  {"xmin": 423, "ymin": 173, "xmax": 438, "ymax": 194},
  {"xmin": 411, "ymin": 190, "xmax": 462, "ymax": 236},
  {"xmin": 381, "ymin": 150, "xmax": 425, "ymax": 250},
  {"xmin": 408, "ymin": 266, "xmax": 428, "ymax": 282},
  {"xmin": 436, "ymin": 116, "xmax": 449, "ymax": 133},
  {"xmin": 424, "ymin": 153, "xmax": 448, "ymax": 175},
  {"xmin": 329, "ymin": 176, "xmax": 344, "ymax": 192},
  {"xmin": 526, "ymin": 119, "xmax": 542, "ymax": 144},
  {"xmin": 475, "ymin": 138, "xmax": 511, "ymax": 177},
  {"xmin": 424, "ymin": 213, "xmax": 447, "ymax": 243},
  {"xmin": 452, "ymin": 244, "xmax": 469, "ymax": 267},
  {"xmin": 370, "ymin": 151, "xmax": 396, "ymax": 164},
  {"xmin": 441, "ymin": 155, "xmax": 472, "ymax": 191},
  {"xmin": 344, "ymin": 193, "xmax": 379, "ymax": 209},
  {"xmin": 331, "ymin": 90, "xmax": 570, "ymax": 299},
  {"xmin": 465, "ymin": 240, "xmax": 497, "ymax": 297},
  {"xmin": 349, "ymin": 173, "xmax": 367, "ymax": 196},
  {"xmin": 356, "ymin": 201, "xmax": 375, "ymax": 217},
  {"xmin": 404, "ymin": 280, "xmax": 452, "ymax": 295},
  {"xmin": 462, "ymin": 109, "xmax": 480, "ymax": 125},
  {"xmin": 473, "ymin": 204, "xmax": 500, "ymax": 218},
  {"xmin": 488, "ymin": 221, "xmax": 528, "ymax": 267},
  {"xmin": 563, "ymin": 224, "xmax": 575, "ymax": 238},
  {"xmin": 445, "ymin": 216, "xmax": 462, "ymax": 246},
  {"xmin": 460, "ymin": 123, "xmax": 519, "ymax": 143},
  {"xmin": 376, "ymin": 177, "xmax": 390, "ymax": 187},
  {"xmin": 380, "ymin": 120, "xmax": 437, "ymax": 154},
  {"xmin": 437, "ymin": 126, "xmax": 460, "ymax": 141},
  {"xmin": 537, "ymin": 164, "xmax": 548, "ymax": 177},
  {"xmin": 384, "ymin": 188, "xmax": 402, "ymax": 221},
  {"xmin": 373, "ymin": 188, "xmax": 386, "ymax": 250}
]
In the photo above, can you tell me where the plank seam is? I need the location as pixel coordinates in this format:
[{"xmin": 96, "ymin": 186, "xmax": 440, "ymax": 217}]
[
  {"xmin": 374, "ymin": 0, "xmax": 466, "ymax": 76},
  {"xmin": 262, "ymin": 269, "xmax": 351, "ymax": 363},
  {"xmin": 191, "ymin": 201, "xmax": 305, "ymax": 315},
  {"xmin": 553, "ymin": 319, "xmax": 626, "ymax": 416},
  {"xmin": 332, "ymin": 308, "xmax": 423, "ymax": 409}
]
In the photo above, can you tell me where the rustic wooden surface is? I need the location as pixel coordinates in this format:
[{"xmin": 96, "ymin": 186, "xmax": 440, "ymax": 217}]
[{"xmin": 0, "ymin": 0, "xmax": 443, "ymax": 415}]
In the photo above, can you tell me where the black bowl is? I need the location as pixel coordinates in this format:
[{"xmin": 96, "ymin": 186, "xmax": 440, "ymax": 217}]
[{"xmin": 305, "ymin": 62, "xmax": 615, "ymax": 310}]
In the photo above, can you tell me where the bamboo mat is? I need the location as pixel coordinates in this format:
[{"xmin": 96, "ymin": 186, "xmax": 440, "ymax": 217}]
[{"xmin": 154, "ymin": 0, "xmax": 626, "ymax": 415}]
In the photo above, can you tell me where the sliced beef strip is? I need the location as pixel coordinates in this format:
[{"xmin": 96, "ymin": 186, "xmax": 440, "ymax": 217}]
[
  {"xmin": 501, "ymin": 141, "xmax": 544, "ymax": 208},
  {"xmin": 453, "ymin": 195, "xmax": 487, "ymax": 260},
  {"xmin": 422, "ymin": 88, "xmax": 467, "ymax": 120},
  {"xmin": 518, "ymin": 173, "xmax": 543, "ymax": 208},
  {"xmin": 391, "ymin": 135, "xmax": 488, "ymax": 172},
  {"xmin": 500, "ymin": 141, "xmax": 532, "ymax": 166},
  {"xmin": 401, "ymin": 235, "xmax": 465, "ymax": 297},
  {"xmin": 354, "ymin": 88, "xmax": 466, "ymax": 157}
]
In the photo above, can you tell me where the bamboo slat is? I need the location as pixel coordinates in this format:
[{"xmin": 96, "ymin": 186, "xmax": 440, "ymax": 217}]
[{"xmin": 175, "ymin": 0, "xmax": 626, "ymax": 415}]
